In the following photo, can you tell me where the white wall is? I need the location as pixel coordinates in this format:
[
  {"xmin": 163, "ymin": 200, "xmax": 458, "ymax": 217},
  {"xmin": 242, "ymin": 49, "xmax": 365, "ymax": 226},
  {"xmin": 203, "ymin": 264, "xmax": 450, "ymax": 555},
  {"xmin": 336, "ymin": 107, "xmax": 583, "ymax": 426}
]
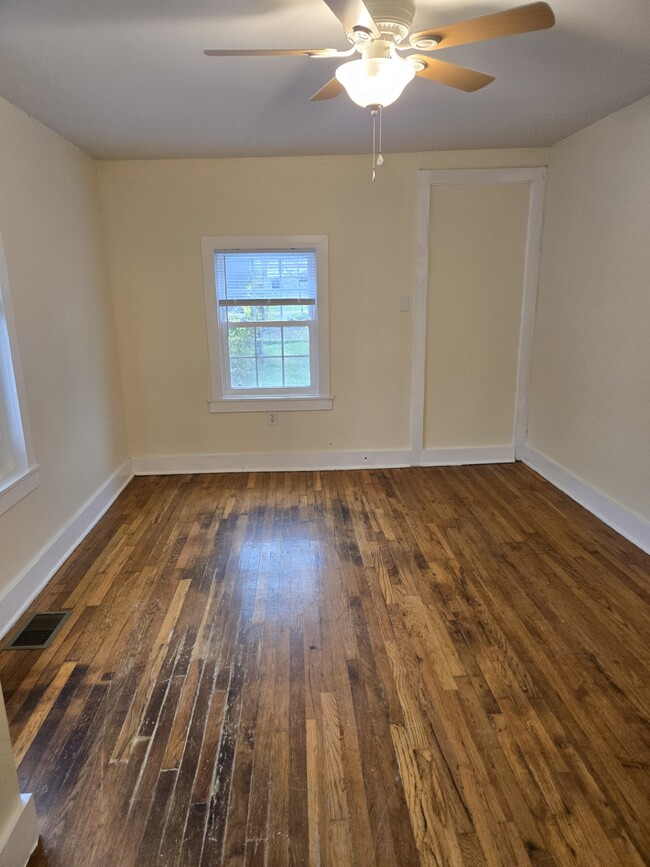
[
  {"xmin": 527, "ymin": 95, "xmax": 650, "ymax": 525},
  {"xmin": 0, "ymin": 97, "xmax": 129, "ymax": 623},
  {"xmin": 97, "ymin": 148, "xmax": 546, "ymax": 466}
]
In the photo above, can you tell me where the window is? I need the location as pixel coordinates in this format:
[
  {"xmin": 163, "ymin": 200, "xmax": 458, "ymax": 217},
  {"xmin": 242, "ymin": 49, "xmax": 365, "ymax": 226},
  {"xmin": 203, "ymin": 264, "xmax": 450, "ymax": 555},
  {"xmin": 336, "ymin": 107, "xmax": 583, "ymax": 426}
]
[
  {"xmin": 0, "ymin": 233, "xmax": 39, "ymax": 516},
  {"xmin": 202, "ymin": 236, "xmax": 331, "ymax": 412}
]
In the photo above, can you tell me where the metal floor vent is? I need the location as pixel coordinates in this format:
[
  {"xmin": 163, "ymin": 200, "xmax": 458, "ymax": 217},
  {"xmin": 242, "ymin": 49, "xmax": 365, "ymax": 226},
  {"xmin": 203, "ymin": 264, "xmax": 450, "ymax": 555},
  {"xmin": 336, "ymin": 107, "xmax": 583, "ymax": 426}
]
[{"xmin": 5, "ymin": 610, "xmax": 72, "ymax": 650}]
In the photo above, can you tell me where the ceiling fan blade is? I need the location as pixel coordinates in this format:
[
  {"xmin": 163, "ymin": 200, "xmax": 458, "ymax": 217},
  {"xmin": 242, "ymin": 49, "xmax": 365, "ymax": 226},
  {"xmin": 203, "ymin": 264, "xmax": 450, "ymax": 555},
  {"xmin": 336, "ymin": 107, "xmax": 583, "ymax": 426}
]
[
  {"xmin": 410, "ymin": 2, "xmax": 555, "ymax": 50},
  {"xmin": 310, "ymin": 77, "xmax": 346, "ymax": 101},
  {"xmin": 411, "ymin": 55, "xmax": 495, "ymax": 92},
  {"xmin": 321, "ymin": 0, "xmax": 381, "ymax": 38},
  {"xmin": 204, "ymin": 48, "xmax": 337, "ymax": 57}
]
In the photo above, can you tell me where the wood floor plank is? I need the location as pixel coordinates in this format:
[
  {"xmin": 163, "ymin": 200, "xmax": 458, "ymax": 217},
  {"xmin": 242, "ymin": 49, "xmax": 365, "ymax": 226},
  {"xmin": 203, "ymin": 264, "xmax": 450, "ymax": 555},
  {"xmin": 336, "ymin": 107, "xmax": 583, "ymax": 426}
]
[
  {"xmin": 10, "ymin": 661, "xmax": 77, "ymax": 766},
  {"xmin": 0, "ymin": 464, "xmax": 644, "ymax": 867}
]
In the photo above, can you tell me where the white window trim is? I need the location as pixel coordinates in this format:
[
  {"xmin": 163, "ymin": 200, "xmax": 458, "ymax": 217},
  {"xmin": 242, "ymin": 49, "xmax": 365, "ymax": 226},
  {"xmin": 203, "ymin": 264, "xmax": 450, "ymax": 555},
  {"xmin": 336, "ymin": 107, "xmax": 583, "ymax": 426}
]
[
  {"xmin": 201, "ymin": 235, "xmax": 332, "ymax": 413},
  {"xmin": 0, "ymin": 232, "xmax": 39, "ymax": 517}
]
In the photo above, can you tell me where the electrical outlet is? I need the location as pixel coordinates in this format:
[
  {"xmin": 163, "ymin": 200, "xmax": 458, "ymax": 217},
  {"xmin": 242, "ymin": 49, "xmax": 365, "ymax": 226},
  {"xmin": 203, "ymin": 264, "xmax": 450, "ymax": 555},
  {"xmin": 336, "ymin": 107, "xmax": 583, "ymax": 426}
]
[{"xmin": 268, "ymin": 411, "xmax": 278, "ymax": 426}]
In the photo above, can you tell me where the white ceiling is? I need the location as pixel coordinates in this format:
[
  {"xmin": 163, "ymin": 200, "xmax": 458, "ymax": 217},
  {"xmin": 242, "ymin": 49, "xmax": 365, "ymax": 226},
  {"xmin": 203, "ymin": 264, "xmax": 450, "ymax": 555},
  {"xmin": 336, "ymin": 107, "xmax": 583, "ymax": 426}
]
[{"xmin": 0, "ymin": 0, "xmax": 648, "ymax": 159}]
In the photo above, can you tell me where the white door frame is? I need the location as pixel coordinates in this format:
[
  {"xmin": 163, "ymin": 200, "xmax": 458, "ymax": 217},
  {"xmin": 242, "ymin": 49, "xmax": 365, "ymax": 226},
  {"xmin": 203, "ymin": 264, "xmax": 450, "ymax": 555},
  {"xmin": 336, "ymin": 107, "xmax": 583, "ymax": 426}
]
[{"xmin": 410, "ymin": 167, "xmax": 547, "ymax": 466}]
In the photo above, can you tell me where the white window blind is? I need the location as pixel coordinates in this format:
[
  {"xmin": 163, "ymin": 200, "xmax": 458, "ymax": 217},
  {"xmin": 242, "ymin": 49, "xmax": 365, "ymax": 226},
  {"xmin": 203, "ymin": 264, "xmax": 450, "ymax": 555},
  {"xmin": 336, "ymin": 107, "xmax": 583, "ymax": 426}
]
[{"xmin": 216, "ymin": 250, "xmax": 317, "ymax": 306}]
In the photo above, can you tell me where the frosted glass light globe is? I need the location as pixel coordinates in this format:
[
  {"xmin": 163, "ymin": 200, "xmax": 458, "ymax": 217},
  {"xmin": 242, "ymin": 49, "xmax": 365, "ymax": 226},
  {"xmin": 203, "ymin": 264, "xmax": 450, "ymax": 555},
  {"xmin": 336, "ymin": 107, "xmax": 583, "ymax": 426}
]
[{"xmin": 335, "ymin": 56, "xmax": 416, "ymax": 108}]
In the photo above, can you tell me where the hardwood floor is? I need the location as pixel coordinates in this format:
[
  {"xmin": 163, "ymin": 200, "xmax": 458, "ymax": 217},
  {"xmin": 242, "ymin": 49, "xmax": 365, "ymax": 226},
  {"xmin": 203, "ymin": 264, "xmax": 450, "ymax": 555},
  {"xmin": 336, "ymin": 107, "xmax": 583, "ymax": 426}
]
[{"xmin": 1, "ymin": 464, "xmax": 648, "ymax": 866}]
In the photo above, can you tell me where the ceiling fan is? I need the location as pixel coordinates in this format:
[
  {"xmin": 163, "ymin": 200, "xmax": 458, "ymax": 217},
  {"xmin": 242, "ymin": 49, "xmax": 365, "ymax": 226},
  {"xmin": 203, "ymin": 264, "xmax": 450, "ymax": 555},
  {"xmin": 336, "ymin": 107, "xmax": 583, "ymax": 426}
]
[{"xmin": 204, "ymin": 0, "xmax": 556, "ymax": 108}]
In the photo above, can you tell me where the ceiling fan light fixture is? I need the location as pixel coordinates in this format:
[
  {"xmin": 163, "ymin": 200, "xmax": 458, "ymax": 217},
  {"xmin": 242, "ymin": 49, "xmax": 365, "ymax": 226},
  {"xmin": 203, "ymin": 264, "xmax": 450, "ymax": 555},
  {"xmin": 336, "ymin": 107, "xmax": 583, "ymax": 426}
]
[{"xmin": 335, "ymin": 55, "xmax": 416, "ymax": 108}]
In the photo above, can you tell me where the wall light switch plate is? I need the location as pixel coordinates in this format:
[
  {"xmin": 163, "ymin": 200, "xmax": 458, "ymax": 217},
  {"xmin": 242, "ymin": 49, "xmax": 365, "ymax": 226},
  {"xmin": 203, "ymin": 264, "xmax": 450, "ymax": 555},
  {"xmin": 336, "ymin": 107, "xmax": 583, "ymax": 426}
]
[
  {"xmin": 268, "ymin": 411, "xmax": 278, "ymax": 426},
  {"xmin": 399, "ymin": 295, "xmax": 410, "ymax": 312}
]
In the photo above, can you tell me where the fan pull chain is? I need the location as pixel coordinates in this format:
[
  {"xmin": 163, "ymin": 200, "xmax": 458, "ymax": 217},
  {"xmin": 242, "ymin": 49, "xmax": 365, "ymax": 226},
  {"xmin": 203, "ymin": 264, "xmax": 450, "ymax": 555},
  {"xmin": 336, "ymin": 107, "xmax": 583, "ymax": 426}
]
[
  {"xmin": 371, "ymin": 107, "xmax": 377, "ymax": 181},
  {"xmin": 378, "ymin": 105, "xmax": 384, "ymax": 167},
  {"xmin": 370, "ymin": 105, "xmax": 384, "ymax": 182}
]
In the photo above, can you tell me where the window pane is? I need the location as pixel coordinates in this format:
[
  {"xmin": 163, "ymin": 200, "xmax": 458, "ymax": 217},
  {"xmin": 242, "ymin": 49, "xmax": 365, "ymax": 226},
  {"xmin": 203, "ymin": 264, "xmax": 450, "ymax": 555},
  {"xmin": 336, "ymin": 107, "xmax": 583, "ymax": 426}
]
[
  {"xmin": 230, "ymin": 357, "xmax": 256, "ymax": 389},
  {"xmin": 227, "ymin": 303, "xmax": 307, "ymax": 322},
  {"xmin": 230, "ymin": 305, "xmax": 286, "ymax": 323},
  {"xmin": 228, "ymin": 326, "xmax": 254, "ymax": 357},
  {"xmin": 226, "ymin": 304, "xmax": 248, "ymax": 323},
  {"xmin": 262, "ymin": 305, "xmax": 282, "ymax": 321},
  {"xmin": 258, "ymin": 357, "xmax": 283, "ymax": 388},
  {"xmin": 283, "ymin": 326, "xmax": 310, "ymax": 356},
  {"xmin": 281, "ymin": 304, "xmax": 311, "ymax": 321},
  {"xmin": 285, "ymin": 357, "xmax": 311, "ymax": 388},
  {"xmin": 256, "ymin": 327, "xmax": 282, "ymax": 356},
  {"xmin": 248, "ymin": 305, "xmax": 272, "ymax": 322}
]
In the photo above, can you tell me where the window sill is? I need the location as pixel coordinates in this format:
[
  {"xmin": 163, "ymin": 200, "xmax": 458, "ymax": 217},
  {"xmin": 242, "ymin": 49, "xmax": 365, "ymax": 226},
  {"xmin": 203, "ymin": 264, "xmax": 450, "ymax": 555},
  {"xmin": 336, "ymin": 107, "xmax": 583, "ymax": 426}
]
[
  {"xmin": 0, "ymin": 464, "xmax": 40, "ymax": 518},
  {"xmin": 209, "ymin": 396, "xmax": 333, "ymax": 413}
]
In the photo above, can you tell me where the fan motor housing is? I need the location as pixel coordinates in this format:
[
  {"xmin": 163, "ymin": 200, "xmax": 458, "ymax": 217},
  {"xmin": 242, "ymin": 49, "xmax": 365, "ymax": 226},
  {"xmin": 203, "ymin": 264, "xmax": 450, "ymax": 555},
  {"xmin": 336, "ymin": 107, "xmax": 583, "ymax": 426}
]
[{"xmin": 365, "ymin": 0, "xmax": 416, "ymax": 43}]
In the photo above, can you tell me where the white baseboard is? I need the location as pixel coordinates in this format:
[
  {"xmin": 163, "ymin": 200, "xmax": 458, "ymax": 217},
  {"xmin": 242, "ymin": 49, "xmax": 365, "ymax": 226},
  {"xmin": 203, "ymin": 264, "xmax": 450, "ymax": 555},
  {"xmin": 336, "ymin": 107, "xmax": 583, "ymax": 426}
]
[
  {"xmin": 0, "ymin": 460, "xmax": 133, "ymax": 639},
  {"xmin": 518, "ymin": 444, "xmax": 650, "ymax": 555},
  {"xmin": 418, "ymin": 446, "xmax": 515, "ymax": 466},
  {"xmin": 0, "ymin": 794, "xmax": 38, "ymax": 867},
  {"xmin": 131, "ymin": 447, "xmax": 517, "ymax": 476},
  {"xmin": 131, "ymin": 450, "xmax": 413, "ymax": 475}
]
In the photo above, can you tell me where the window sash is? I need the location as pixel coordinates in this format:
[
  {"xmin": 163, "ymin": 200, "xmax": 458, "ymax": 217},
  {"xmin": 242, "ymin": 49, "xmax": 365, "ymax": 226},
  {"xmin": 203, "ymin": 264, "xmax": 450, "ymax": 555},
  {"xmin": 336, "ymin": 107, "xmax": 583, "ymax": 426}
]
[
  {"xmin": 215, "ymin": 249, "xmax": 319, "ymax": 397},
  {"xmin": 219, "ymin": 318, "xmax": 317, "ymax": 395}
]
